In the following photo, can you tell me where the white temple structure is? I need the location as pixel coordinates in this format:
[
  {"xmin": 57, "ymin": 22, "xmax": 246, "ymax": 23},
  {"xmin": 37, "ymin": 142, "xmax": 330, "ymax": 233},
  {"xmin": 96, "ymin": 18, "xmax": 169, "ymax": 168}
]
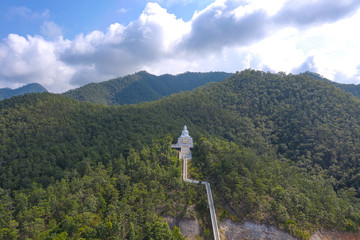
[{"xmin": 171, "ymin": 125, "xmax": 193, "ymax": 159}]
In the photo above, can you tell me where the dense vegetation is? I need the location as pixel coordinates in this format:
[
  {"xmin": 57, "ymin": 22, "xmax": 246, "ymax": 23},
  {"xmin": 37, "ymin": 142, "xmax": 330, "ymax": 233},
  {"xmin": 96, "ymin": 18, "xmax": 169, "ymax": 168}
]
[
  {"xmin": 1, "ymin": 70, "xmax": 360, "ymax": 239},
  {"xmin": 0, "ymin": 83, "xmax": 47, "ymax": 100},
  {"xmin": 0, "ymin": 140, "xmax": 208, "ymax": 239},
  {"xmin": 192, "ymin": 137, "xmax": 359, "ymax": 239},
  {"xmin": 334, "ymin": 83, "xmax": 360, "ymax": 99},
  {"xmin": 303, "ymin": 71, "xmax": 360, "ymax": 99},
  {"xmin": 62, "ymin": 71, "xmax": 232, "ymax": 105}
]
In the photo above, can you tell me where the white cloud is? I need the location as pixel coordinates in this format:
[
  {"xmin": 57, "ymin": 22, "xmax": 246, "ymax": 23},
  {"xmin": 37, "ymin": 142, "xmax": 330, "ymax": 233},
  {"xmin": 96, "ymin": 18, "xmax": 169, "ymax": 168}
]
[
  {"xmin": 180, "ymin": 0, "xmax": 270, "ymax": 53},
  {"xmin": 7, "ymin": 6, "xmax": 49, "ymax": 20},
  {"xmin": 151, "ymin": 0, "xmax": 206, "ymax": 8},
  {"xmin": 247, "ymin": 27, "xmax": 306, "ymax": 73},
  {"xmin": 117, "ymin": 8, "xmax": 128, "ymax": 14},
  {"xmin": 275, "ymin": 0, "xmax": 360, "ymax": 26},
  {"xmin": 1, "ymin": 0, "xmax": 360, "ymax": 92},
  {"xmin": 294, "ymin": 8, "xmax": 360, "ymax": 83},
  {"xmin": 0, "ymin": 34, "xmax": 74, "ymax": 92},
  {"xmin": 139, "ymin": 3, "xmax": 190, "ymax": 50},
  {"xmin": 41, "ymin": 21, "xmax": 63, "ymax": 40},
  {"xmin": 60, "ymin": 2, "xmax": 191, "ymax": 86}
]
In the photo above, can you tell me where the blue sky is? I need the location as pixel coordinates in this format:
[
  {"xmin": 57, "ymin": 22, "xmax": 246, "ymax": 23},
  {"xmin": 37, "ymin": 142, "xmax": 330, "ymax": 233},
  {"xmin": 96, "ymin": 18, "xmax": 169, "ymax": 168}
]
[
  {"xmin": 0, "ymin": 0, "xmax": 211, "ymax": 39},
  {"xmin": 1, "ymin": 0, "xmax": 360, "ymax": 92}
]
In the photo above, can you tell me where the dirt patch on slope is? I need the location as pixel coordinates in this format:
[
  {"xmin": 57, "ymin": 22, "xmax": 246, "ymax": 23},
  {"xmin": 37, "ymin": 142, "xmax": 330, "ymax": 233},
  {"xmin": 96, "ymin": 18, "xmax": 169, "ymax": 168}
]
[
  {"xmin": 310, "ymin": 230, "xmax": 360, "ymax": 240},
  {"xmin": 219, "ymin": 219, "xmax": 297, "ymax": 240},
  {"xmin": 165, "ymin": 215, "xmax": 202, "ymax": 240}
]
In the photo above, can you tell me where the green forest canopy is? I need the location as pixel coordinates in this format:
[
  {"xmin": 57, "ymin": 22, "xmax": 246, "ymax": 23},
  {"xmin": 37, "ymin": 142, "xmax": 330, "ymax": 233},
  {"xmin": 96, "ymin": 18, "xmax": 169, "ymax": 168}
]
[
  {"xmin": 62, "ymin": 71, "xmax": 232, "ymax": 105},
  {"xmin": 0, "ymin": 83, "xmax": 47, "ymax": 101},
  {"xmin": 1, "ymin": 70, "xmax": 360, "ymax": 239}
]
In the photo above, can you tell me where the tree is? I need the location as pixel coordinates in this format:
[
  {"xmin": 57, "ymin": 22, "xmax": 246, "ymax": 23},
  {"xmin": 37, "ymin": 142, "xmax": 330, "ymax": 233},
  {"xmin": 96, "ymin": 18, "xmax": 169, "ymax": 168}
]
[{"xmin": 126, "ymin": 222, "xmax": 136, "ymax": 240}]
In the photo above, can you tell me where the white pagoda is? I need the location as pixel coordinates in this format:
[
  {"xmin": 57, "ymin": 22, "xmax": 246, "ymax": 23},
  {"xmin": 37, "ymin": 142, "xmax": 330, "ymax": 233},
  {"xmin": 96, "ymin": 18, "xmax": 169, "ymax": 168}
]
[{"xmin": 172, "ymin": 125, "xmax": 193, "ymax": 159}]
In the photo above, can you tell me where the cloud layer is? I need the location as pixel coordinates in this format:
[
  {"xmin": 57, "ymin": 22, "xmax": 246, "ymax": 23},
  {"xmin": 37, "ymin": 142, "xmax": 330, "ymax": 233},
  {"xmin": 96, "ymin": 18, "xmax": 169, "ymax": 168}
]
[{"xmin": 1, "ymin": 0, "xmax": 360, "ymax": 92}]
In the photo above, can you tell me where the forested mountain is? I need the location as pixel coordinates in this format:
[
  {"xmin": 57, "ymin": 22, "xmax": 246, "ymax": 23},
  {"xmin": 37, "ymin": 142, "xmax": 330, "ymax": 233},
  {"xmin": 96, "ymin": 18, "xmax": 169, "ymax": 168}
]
[
  {"xmin": 1, "ymin": 70, "xmax": 360, "ymax": 239},
  {"xmin": 0, "ymin": 83, "xmax": 47, "ymax": 100},
  {"xmin": 62, "ymin": 71, "xmax": 232, "ymax": 105},
  {"xmin": 334, "ymin": 83, "xmax": 360, "ymax": 98},
  {"xmin": 303, "ymin": 71, "xmax": 360, "ymax": 98}
]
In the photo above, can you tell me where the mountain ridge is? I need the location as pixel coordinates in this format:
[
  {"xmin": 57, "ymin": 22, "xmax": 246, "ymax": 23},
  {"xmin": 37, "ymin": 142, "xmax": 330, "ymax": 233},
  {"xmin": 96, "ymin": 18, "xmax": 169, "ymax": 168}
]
[
  {"xmin": 0, "ymin": 83, "xmax": 47, "ymax": 100},
  {"xmin": 62, "ymin": 71, "xmax": 232, "ymax": 105},
  {"xmin": 302, "ymin": 71, "xmax": 360, "ymax": 98},
  {"xmin": 1, "ymin": 70, "xmax": 360, "ymax": 239}
]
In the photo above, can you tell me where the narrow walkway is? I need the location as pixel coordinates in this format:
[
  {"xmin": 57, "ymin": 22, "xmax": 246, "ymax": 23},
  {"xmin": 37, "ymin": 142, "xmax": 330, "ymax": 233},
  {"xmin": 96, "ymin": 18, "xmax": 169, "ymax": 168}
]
[
  {"xmin": 183, "ymin": 158, "xmax": 221, "ymax": 240},
  {"xmin": 172, "ymin": 126, "xmax": 220, "ymax": 240}
]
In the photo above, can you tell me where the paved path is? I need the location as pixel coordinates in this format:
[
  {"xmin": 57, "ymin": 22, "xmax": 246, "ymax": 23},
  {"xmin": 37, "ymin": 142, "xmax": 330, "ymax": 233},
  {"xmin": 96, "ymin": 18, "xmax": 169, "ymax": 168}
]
[{"xmin": 183, "ymin": 158, "xmax": 221, "ymax": 240}]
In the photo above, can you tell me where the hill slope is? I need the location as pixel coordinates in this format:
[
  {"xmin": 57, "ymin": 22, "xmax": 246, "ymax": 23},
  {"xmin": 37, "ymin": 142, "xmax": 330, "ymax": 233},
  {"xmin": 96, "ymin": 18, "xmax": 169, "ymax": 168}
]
[
  {"xmin": 1, "ymin": 70, "xmax": 360, "ymax": 239},
  {"xmin": 0, "ymin": 83, "xmax": 47, "ymax": 100},
  {"xmin": 62, "ymin": 71, "xmax": 232, "ymax": 105},
  {"xmin": 303, "ymin": 71, "xmax": 360, "ymax": 98},
  {"xmin": 334, "ymin": 83, "xmax": 360, "ymax": 98}
]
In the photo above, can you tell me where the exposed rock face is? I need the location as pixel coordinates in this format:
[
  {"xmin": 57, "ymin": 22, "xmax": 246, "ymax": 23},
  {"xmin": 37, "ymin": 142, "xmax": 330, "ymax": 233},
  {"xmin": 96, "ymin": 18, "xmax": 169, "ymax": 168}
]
[
  {"xmin": 165, "ymin": 216, "xmax": 202, "ymax": 239},
  {"xmin": 310, "ymin": 230, "xmax": 360, "ymax": 240},
  {"xmin": 166, "ymin": 216, "xmax": 360, "ymax": 240},
  {"xmin": 219, "ymin": 219, "xmax": 297, "ymax": 240}
]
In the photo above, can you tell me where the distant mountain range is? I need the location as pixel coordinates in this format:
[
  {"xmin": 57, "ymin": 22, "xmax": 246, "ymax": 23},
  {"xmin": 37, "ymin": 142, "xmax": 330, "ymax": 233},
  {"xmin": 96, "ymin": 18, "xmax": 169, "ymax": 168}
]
[
  {"xmin": 1, "ymin": 72, "xmax": 359, "ymax": 106},
  {"xmin": 62, "ymin": 71, "xmax": 232, "ymax": 105},
  {"xmin": 62, "ymin": 71, "xmax": 360, "ymax": 106},
  {"xmin": 302, "ymin": 71, "xmax": 360, "ymax": 98},
  {"xmin": 1, "ymin": 70, "xmax": 360, "ymax": 239},
  {"xmin": 0, "ymin": 83, "xmax": 47, "ymax": 100}
]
